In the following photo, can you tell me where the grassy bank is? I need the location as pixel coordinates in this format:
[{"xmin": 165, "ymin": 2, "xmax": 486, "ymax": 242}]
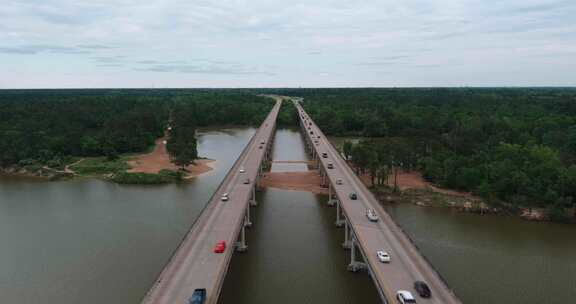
[
  {"xmin": 70, "ymin": 157, "xmax": 130, "ymax": 176},
  {"xmin": 112, "ymin": 170, "xmax": 183, "ymax": 184}
]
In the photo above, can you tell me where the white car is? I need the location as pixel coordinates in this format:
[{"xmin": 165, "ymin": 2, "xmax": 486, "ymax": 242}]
[
  {"xmin": 366, "ymin": 208, "xmax": 379, "ymax": 222},
  {"xmin": 397, "ymin": 290, "xmax": 416, "ymax": 304},
  {"xmin": 221, "ymin": 193, "xmax": 229, "ymax": 202},
  {"xmin": 239, "ymin": 167, "xmax": 245, "ymax": 173},
  {"xmin": 377, "ymin": 250, "xmax": 390, "ymax": 263}
]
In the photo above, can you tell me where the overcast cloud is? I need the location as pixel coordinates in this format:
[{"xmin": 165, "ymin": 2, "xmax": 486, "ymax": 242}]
[{"xmin": 0, "ymin": 0, "xmax": 575, "ymax": 88}]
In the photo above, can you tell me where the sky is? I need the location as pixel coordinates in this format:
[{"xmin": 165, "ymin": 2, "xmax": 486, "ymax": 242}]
[{"xmin": 0, "ymin": 0, "xmax": 575, "ymax": 88}]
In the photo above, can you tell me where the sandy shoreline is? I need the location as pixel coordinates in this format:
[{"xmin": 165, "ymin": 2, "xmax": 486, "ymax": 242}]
[
  {"xmin": 127, "ymin": 136, "xmax": 215, "ymax": 178},
  {"xmin": 260, "ymin": 171, "xmax": 327, "ymax": 194}
]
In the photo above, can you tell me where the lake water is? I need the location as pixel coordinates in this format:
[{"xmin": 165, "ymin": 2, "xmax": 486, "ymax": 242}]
[{"xmin": 1, "ymin": 127, "xmax": 575, "ymax": 304}]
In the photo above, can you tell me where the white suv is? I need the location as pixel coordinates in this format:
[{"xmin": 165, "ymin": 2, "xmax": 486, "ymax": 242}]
[
  {"xmin": 366, "ymin": 208, "xmax": 379, "ymax": 222},
  {"xmin": 397, "ymin": 290, "xmax": 416, "ymax": 304}
]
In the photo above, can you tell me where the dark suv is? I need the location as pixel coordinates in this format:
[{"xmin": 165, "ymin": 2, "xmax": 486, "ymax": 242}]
[
  {"xmin": 189, "ymin": 288, "xmax": 206, "ymax": 304},
  {"xmin": 414, "ymin": 281, "xmax": 431, "ymax": 298}
]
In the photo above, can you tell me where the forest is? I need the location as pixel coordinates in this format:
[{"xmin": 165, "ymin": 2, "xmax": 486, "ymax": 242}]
[
  {"xmin": 0, "ymin": 89, "xmax": 273, "ymax": 176},
  {"xmin": 276, "ymin": 88, "xmax": 576, "ymax": 221}
]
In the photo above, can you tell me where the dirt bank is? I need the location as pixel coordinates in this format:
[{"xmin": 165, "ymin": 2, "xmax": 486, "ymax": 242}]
[
  {"xmin": 366, "ymin": 170, "xmax": 477, "ymax": 199},
  {"xmin": 128, "ymin": 136, "xmax": 214, "ymax": 178},
  {"xmin": 260, "ymin": 171, "xmax": 327, "ymax": 194}
]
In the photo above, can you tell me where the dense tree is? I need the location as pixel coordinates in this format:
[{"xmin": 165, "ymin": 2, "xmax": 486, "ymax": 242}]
[
  {"xmin": 271, "ymin": 87, "xmax": 576, "ymax": 217},
  {"xmin": 0, "ymin": 89, "xmax": 274, "ymax": 170}
]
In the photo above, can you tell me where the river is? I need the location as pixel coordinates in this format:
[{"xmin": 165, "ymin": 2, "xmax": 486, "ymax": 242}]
[{"xmin": 1, "ymin": 127, "xmax": 575, "ymax": 303}]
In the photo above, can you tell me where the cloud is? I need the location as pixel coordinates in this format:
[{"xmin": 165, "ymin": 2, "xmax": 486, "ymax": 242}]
[
  {"xmin": 138, "ymin": 63, "xmax": 275, "ymax": 76},
  {"xmin": 0, "ymin": 0, "xmax": 575, "ymax": 87},
  {"xmin": 0, "ymin": 44, "xmax": 91, "ymax": 55},
  {"xmin": 76, "ymin": 44, "xmax": 114, "ymax": 50},
  {"xmin": 355, "ymin": 55, "xmax": 412, "ymax": 66}
]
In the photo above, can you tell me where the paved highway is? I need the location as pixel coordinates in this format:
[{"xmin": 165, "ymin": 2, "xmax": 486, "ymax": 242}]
[
  {"xmin": 294, "ymin": 99, "xmax": 461, "ymax": 304},
  {"xmin": 141, "ymin": 98, "xmax": 282, "ymax": 304}
]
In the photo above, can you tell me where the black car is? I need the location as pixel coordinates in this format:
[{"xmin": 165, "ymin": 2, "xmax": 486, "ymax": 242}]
[
  {"xmin": 349, "ymin": 192, "xmax": 358, "ymax": 200},
  {"xmin": 414, "ymin": 281, "xmax": 431, "ymax": 298},
  {"xmin": 189, "ymin": 288, "xmax": 206, "ymax": 304}
]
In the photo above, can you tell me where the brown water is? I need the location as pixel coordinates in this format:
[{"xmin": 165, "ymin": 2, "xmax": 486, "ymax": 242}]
[
  {"xmin": 384, "ymin": 204, "xmax": 576, "ymax": 304},
  {"xmin": 1, "ymin": 127, "xmax": 576, "ymax": 304},
  {"xmin": 0, "ymin": 128, "xmax": 256, "ymax": 304}
]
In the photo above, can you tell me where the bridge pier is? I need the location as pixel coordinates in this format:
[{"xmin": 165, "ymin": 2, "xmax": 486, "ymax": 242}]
[
  {"xmin": 335, "ymin": 200, "xmax": 345, "ymax": 227},
  {"xmin": 244, "ymin": 206, "xmax": 252, "ymax": 228},
  {"xmin": 327, "ymin": 183, "xmax": 336, "ymax": 206},
  {"xmin": 342, "ymin": 220, "xmax": 352, "ymax": 249},
  {"xmin": 235, "ymin": 224, "xmax": 248, "ymax": 252},
  {"xmin": 250, "ymin": 184, "xmax": 258, "ymax": 206},
  {"xmin": 347, "ymin": 235, "xmax": 367, "ymax": 272}
]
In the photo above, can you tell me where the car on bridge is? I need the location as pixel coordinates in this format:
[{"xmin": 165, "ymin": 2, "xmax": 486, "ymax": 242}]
[
  {"xmin": 243, "ymin": 178, "xmax": 250, "ymax": 184},
  {"xmin": 377, "ymin": 250, "xmax": 390, "ymax": 263},
  {"xmin": 327, "ymin": 163, "xmax": 334, "ymax": 169},
  {"xmin": 214, "ymin": 241, "xmax": 226, "ymax": 253},
  {"xmin": 396, "ymin": 290, "xmax": 416, "ymax": 304},
  {"xmin": 322, "ymin": 152, "xmax": 328, "ymax": 158},
  {"xmin": 188, "ymin": 288, "xmax": 206, "ymax": 304},
  {"xmin": 240, "ymin": 167, "xmax": 245, "ymax": 173},
  {"xmin": 366, "ymin": 208, "xmax": 379, "ymax": 222},
  {"xmin": 349, "ymin": 192, "xmax": 358, "ymax": 200},
  {"xmin": 414, "ymin": 281, "xmax": 431, "ymax": 298},
  {"xmin": 336, "ymin": 179, "xmax": 343, "ymax": 185},
  {"xmin": 221, "ymin": 193, "xmax": 229, "ymax": 202}
]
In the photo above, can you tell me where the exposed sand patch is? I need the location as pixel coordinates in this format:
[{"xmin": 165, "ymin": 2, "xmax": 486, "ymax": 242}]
[
  {"xmin": 272, "ymin": 160, "xmax": 314, "ymax": 165},
  {"xmin": 356, "ymin": 167, "xmax": 477, "ymax": 199},
  {"xmin": 260, "ymin": 171, "xmax": 327, "ymax": 194},
  {"xmin": 128, "ymin": 136, "xmax": 214, "ymax": 178}
]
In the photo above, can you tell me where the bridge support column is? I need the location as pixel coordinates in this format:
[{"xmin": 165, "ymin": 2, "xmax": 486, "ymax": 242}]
[
  {"xmin": 335, "ymin": 200, "xmax": 345, "ymax": 227},
  {"xmin": 327, "ymin": 183, "xmax": 336, "ymax": 206},
  {"xmin": 342, "ymin": 220, "xmax": 352, "ymax": 249},
  {"xmin": 244, "ymin": 206, "xmax": 252, "ymax": 228},
  {"xmin": 235, "ymin": 224, "xmax": 248, "ymax": 252},
  {"xmin": 250, "ymin": 185, "xmax": 258, "ymax": 206},
  {"xmin": 347, "ymin": 236, "xmax": 367, "ymax": 272}
]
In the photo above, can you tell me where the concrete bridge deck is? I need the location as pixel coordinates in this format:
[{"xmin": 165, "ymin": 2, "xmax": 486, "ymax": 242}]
[
  {"xmin": 141, "ymin": 98, "xmax": 281, "ymax": 304},
  {"xmin": 295, "ymin": 100, "xmax": 461, "ymax": 304}
]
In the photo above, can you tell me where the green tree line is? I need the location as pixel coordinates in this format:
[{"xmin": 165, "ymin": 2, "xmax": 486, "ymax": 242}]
[
  {"xmin": 276, "ymin": 88, "xmax": 576, "ymax": 221},
  {"xmin": 0, "ymin": 90, "xmax": 274, "ymax": 172}
]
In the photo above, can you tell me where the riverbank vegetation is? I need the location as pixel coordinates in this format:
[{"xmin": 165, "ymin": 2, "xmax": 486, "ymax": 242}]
[
  {"xmin": 0, "ymin": 89, "xmax": 274, "ymax": 183},
  {"xmin": 281, "ymin": 88, "xmax": 576, "ymax": 222}
]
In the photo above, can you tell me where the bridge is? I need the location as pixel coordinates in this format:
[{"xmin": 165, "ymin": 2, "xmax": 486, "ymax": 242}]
[
  {"xmin": 295, "ymin": 99, "xmax": 461, "ymax": 304},
  {"xmin": 141, "ymin": 98, "xmax": 281, "ymax": 304}
]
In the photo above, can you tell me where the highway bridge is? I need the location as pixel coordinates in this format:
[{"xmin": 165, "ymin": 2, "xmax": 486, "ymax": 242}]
[
  {"xmin": 141, "ymin": 98, "xmax": 281, "ymax": 304},
  {"xmin": 295, "ymin": 99, "xmax": 461, "ymax": 304}
]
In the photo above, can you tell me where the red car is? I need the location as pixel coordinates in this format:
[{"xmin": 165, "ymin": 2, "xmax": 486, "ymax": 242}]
[{"xmin": 214, "ymin": 241, "xmax": 226, "ymax": 253}]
